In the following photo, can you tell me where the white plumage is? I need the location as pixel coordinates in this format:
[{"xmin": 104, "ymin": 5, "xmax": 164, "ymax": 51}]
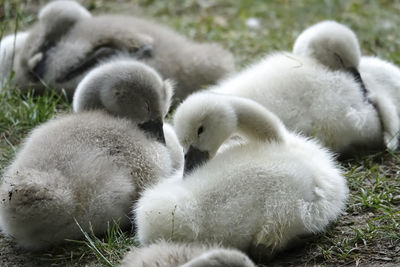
[
  {"xmin": 206, "ymin": 20, "xmax": 400, "ymax": 154},
  {"xmin": 293, "ymin": 20, "xmax": 361, "ymax": 70},
  {"xmin": 135, "ymin": 93, "xmax": 348, "ymax": 260},
  {"xmin": 212, "ymin": 52, "xmax": 382, "ymax": 154},
  {"xmin": 120, "ymin": 240, "xmax": 255, "ymax": 267}
]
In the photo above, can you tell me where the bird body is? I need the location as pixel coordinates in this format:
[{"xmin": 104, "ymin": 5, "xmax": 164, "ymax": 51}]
[{"xmin": 136, "ymin": 94, "xmax": 348, "ymax": 259}]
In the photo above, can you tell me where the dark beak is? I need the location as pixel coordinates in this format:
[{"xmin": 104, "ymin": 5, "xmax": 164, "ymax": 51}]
[
  {"xmin": 184, "ymin": 146, "xmax": 210, "ymax": 174},
  {"xmin": 346, "ymin": 66, "xmax": 368, "ymax": 99},
  {"xmin": 134, "ymin": 44, "xmax": 153, "ymax": 59},
  {"xmin": 138, "ymin": 118, "xmax": 165, "ymax": 144},
  {"xmin": 30, "ymin": 58, "xmax": 46, "ymax": 82},
  {"xmin": 30, "ymin": 41, "xmax": 55, "ymax": 82}
]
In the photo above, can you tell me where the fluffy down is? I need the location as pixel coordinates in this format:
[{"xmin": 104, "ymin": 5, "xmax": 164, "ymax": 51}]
[
  {"xmin": 6, "ymin": 0, "xmax": 234, "ymax": 99},
  {"xmin": 293, "ymin": 20, "xmax": 361, "ymax": 70},
  {"xmin": 0, "ymin": 59, "xmax": 181, "ymax": 250},
  {"xmin": 135, "ymin": 94, "xmax": 348, "ymax": 261},
  {"xmin": 0, "ymin": 112, "xmax": 174, "ymax": 250},
  {"xmin": 212, "ymin": 52, "xmax": 383, "ymax": 154},
  {"xmin": 208, "ymin": 21, "xmax": 400, "ymax": 154}
]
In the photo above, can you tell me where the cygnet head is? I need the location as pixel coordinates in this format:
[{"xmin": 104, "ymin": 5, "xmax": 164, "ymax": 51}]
[
  {"xmin": 173, "ymin": 92, "xmax": 237, "ymax": 173},
  {"xmin": 293, "ymin": 20, "xmax": 361, "ymax": 70},
  {"xmin": 73, "ymin": 59, "xmax": 174, "ymax": 143},
  {"xmin": 38, "ymin": 0, "xmax": 91, "ymax": 35},
  {"xmin": 21, "ymin": 0, "xmax": 91, "ymax": 83}
]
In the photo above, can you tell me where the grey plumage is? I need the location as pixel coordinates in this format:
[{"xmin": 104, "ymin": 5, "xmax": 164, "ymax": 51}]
[
  {"xmin": 0, "ymin": 60, "xmax": 180, "ymax": 250},
  {"xmin": 73, "ymin": 59, "xmax": 173, "ymax": 122},
  {"xmin": 8, "ymin": 0, "xmax": 234, "ymax": 100}
]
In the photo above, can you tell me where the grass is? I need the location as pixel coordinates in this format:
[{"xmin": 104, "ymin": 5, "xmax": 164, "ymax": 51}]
[
  {"xmin": 317, "ymin": 153, "xmax": 400, "ymax": 264},
  {"xmin": 0, "ymin": 88, "xmax": 70, "ymax": 168},
  {"xmin": 68, "ymin": 220, "xmax": 138, "ymax": 267},
  {"xmin": 0, "ymin": 0, "xmax": 399, "ymax": 266}
]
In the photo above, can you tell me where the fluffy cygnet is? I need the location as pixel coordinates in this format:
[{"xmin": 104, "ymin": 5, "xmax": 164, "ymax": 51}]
[
  {"xmin": 7, "ymin": 0, "xmax": 234, "ymax": 99},
  {"xmin": 292, "ymin": 20, "xmax": 400, "ymax": 152},
  {"xmin": 135, "ymin": 93, "xmax": 348, "ymax": 262},
  {"xmin": 120, "ymin": 240, "xmax": 255, "ymax": 267},
  {"xmin": 208, "ymin": 20, "xmax": 400, "ymax": 155},
  {"xmin": 0, "ymin": 60, "xmax": 179, "ymax": 250},
  {"xmin": 213, "ymin": 51, "xmax": 384, "ymax": 154}
]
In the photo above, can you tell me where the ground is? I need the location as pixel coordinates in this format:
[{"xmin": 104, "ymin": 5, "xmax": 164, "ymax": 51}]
[{"xmin": 0, "ymin": 0, "xmax": 399, "ymax": 266}]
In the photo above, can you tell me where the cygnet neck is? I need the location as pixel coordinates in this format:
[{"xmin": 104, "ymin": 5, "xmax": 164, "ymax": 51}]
[{"xmin": 229, "ymin": 96, "xmax": 286, "ymax": 144}]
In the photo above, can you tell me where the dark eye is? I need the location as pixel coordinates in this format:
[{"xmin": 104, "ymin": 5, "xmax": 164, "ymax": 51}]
[{"xmin": 197, "ymin": 126, "xmax": 204, "ymax": 136}]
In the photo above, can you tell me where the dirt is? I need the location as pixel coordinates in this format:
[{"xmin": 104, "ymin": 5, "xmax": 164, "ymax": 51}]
[
  {"xmin": 1, "ymin": 216, "xmax": 399, "ymax": 267},
  {"xmin": 269, "ymin": 213, "xmax": 400, "ymax": 267},
  {"xmin": 0, "ymin": 233, "xmax": 98, "ymax": 266}
]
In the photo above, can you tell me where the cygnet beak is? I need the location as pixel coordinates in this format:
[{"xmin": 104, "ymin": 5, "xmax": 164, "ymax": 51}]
[
  {"xmin": 346, "ymin": 66, "xmax": 369, "ymax": 100},
  {"xmin": 29, "ymin": 41, "xmax": 55, "ymax": 81},
  {"xmin": 138, "ymin": 118, "xmax": 165, "ymax": 144},
  {"xmin": 184, "ymin": 146, "xmax": 210, "ymax": 174},
  {"xmin": 29, "ymin": 52, "xmax": 46, "ymax": 81}
]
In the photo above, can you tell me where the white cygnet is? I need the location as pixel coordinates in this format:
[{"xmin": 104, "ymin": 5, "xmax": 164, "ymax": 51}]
[
  {"xmin": 207, "ymin": 20, "xmax": 400, "ymax": 155},
  {"xmin": 135, "ymin": 93, "xmax": 348, "ymax": 261}
]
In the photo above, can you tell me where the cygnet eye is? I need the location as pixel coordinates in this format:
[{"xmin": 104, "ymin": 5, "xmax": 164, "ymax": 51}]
[{"xmin": 197, "ymin": 126, "xmax": 204, "ymax": 136}]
